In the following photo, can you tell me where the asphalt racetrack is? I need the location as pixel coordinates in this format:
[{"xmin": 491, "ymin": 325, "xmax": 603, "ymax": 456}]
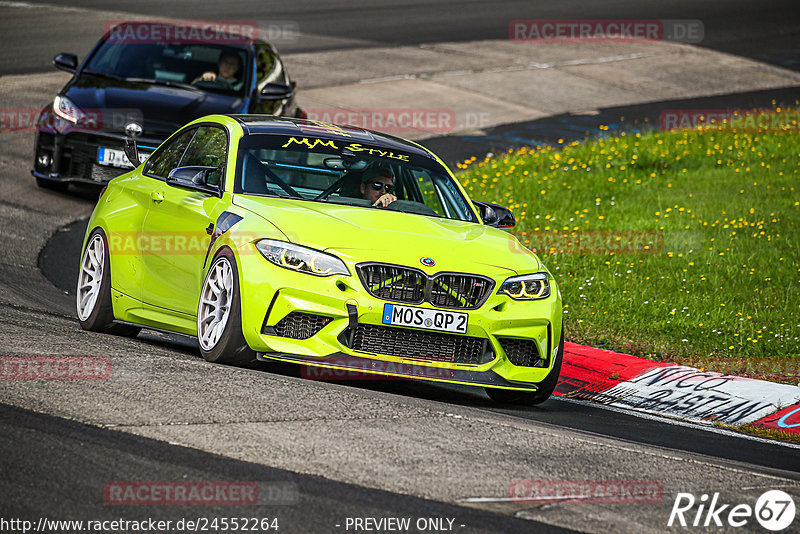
[{"xmin": 1, "ymin": 2, "xmax": 799, "ymax": 533}]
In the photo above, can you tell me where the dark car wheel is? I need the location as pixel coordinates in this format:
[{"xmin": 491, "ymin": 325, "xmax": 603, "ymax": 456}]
[
  {"xmin": 76, "ymin": 228, "xmax": 140, "ymax": 337},
  {"xmin": 197, "ymin": 249, "xmax": 256, "ymax": 366},
  {"xmin": 486, "ymin": 334, "xmax": 564, "ymax": 405}
]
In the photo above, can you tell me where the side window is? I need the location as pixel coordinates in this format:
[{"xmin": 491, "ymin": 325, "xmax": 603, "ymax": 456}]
[
  {"xmin": 179, "ymin": 126, "xmax": 228, "ymax": 186},
  {"xmin": 146, "ymin": 128, "xmax": 196, "ymax": 179},
  {"xmin": 411, "ymin": 169, "xmax": 446, "ymax": 216}
]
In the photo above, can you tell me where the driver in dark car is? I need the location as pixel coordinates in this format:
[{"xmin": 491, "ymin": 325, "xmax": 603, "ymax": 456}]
[
  {"xmin": 194, "ymin": 51, "xmax": 242, "ymax": 89},
  {"xmin": 360, "ymin": 167, "xmax": 396, "ymax": 207}
]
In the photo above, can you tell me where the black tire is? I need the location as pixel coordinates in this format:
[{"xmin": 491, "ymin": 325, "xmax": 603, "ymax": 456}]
[
  {"xmin": 486, "ymin": 334, "xmax": 564, "ymax": 405},
  {"xmin": 197, "ymin": 249, "xmax": 256, "ymax": 366},
  {"xmin": 76, "ymin": 228, "xmax": 140, "ymax": 337},
  {"xmin": 36, "ymin": 177, "xmax": 69, "ymax": 193}
]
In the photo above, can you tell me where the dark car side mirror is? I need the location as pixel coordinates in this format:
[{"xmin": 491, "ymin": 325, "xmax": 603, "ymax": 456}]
[
  {"xmin": 53, "ymin": 53, "xmax": 78, "ymax": 73},
  {"xmin": 167, "ymin": 166, "xmax": 222, "ymax": 196},
  {"xmin": 473, "ymin": 200, "xmax": 515, "ymax": 229},
  {"xmin": 258, "ymin": 82, "xmax": 294, "ymax": 101},
  {"xmin": 124, "ymin": 138, "xmax": 140, "ymax": 168}
]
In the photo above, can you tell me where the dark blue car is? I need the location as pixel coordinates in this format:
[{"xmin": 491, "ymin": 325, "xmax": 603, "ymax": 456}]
[{"xmin": 32, "ymin": 21, "xmax": 302, "ymax": 191}]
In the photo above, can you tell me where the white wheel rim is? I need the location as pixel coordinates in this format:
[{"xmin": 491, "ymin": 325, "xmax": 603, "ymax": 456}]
[
  {"xmin": 197, "ymin": 257, "xmax": 234, "ymax": 351},
  {"xmin": 76, "ymin": 234, "xmax": 105, "ymax": 321}
]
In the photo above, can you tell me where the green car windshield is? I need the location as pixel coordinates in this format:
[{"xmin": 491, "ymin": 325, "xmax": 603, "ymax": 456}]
[{"xmin": 235, "ymin": 134, "xmax": 478, "ymax": 222}]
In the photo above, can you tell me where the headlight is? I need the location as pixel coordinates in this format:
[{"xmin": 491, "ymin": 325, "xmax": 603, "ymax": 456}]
[
  {"xmin": 498, "ymin": 273, "xmax": 550, "ymax": 300},
  {"xmin": 256, "ymin": 239, "xmax": 349, "ymax": 277},
  {"xmin": 53, "ymin": 95, "xmax": 86, "ymax": 124}
]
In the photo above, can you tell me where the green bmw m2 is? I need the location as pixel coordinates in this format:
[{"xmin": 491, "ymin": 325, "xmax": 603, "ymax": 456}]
[{"xmin": 77, "ymin": 115, "xmax": 563, "ymax": 404}]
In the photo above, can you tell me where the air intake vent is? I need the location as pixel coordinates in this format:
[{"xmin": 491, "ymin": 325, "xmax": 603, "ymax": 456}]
[
  {"xmin": 498, "ymin": 338, "xmax": 545, "ymax": 367},
  {"xmin": 344, "ymin": 324, "xmax": 491, "ymax": 365},
  {"xmin": 268, "ymin": 312, "xmax": 331, "ymax": 340}
]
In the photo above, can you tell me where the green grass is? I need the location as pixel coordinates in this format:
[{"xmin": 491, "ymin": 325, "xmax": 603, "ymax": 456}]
[{"xmin": 456, "ymin": 109, "xmax": 800, "ymax": 382}]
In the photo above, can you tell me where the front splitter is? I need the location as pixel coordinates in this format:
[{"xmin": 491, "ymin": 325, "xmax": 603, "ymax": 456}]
[{"xmin": 256, "ymin": 351, "xmax": 538, "ymax": 391}]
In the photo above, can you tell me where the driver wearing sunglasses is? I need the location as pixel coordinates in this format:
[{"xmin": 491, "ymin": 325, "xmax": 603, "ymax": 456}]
[{"xmin": 360, "ymin": 167, "xmax": 397, "ymax": 207}]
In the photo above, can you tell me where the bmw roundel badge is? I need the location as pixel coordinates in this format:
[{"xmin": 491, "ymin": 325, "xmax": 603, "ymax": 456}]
[{"xmin": 420, "ymin": 257, "xmax": 435, "ymax": 267}]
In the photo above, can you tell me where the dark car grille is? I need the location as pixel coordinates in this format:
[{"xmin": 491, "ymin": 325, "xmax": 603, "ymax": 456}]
[
  {"xmin": 270, "ymin": 312, "xmax": 331, "ymax": 340},
  {"xmin": 498, "ymin": 338, "xmax": 546, "ymax": 367},
  {"xmin": 357, "ymin": 263, "xmax": 494, "ymax": 309},
  {"xmin": 91, "ymin": 164, "xmax": 125, "ymax": 182},
  {"xmin": 68, "ymin": 142, "xmax": 97, "ymax": 179},
  {"xmin": 37, "ymin": 131, "xmax": 163, "ymax": 182},
  {"xmin": 345, "ymin": 324, "xmax": 491, "ymax": 365}
]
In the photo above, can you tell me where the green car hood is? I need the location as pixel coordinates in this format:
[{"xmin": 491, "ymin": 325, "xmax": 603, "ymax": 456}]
[{"xmin": 233, "ymin": 195, "xmax": 541, "ymax": 277}]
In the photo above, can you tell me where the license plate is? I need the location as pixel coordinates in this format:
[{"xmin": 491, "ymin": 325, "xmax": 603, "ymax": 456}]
[
  {"xmin": 382, "ymin": 303, "xmax": 468, "ymax": 334},
  {"xmin": 97, "ymin": 147, "xmax": 148, "ymax": 168}
]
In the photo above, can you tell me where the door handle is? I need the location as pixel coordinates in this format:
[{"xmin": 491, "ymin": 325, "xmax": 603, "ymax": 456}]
[{"xmin": 150, "ymin": 191, "xmax": 164, "ymax": 203}]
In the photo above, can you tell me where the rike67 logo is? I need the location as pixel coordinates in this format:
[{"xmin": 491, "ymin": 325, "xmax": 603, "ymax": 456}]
[{"xmin": 668, "ymin": 490, "xmax": 796, "ymax": 531}]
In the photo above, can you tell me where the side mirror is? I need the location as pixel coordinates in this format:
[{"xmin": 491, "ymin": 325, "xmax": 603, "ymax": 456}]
[
  {"xmin": 124, "ymin": 138, "xmax": 140, "ymax": 167},
  {"xmin": 473, "ymin": 200, "xmax": 515, "ymax": 229},
  {"xmin": 166, "ymin": 166, "xmax": 221, "ymax": 196},
  {"xmin": 258, "ymin": 82, "xmax": 293, "ymax": 101},
  {"xmin": 53, "ymin": 53, "xmax": 78, "ymax": 73}
]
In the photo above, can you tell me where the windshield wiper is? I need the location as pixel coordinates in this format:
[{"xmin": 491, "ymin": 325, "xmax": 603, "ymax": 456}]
[
  {"xmin": 82, "ymin": 69, "xmax": 125, "ymax": 81},
  {"xmin": 124, "ymin": 77, "xmax": 201, "ymax": 92}
]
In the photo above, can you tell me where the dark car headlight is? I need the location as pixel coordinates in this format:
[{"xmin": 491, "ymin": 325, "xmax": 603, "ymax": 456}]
[
  {"xmin": 53, "ymin": 95, "xmax": 86, "ymax": 124},
  {"xmin": 256, "ymin": 239, "xmax": 349, "ymax": 277},
  {"xmin": 498, "ymin": 273, "xmax": 550, "ymax": 300}
]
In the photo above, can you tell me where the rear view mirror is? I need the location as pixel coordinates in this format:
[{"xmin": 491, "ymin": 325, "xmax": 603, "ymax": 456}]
[
  {"xmin": 323, "ymin": 157, "xmax": 367, "ymax": 171},
  {"xmin": 53, "ymin": 53, "xmax": 78, "ymax": 73}
]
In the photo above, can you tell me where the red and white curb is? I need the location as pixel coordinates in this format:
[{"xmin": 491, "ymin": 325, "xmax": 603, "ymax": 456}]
[{"xmin": 555, "ymin": 343, "xmax": 800, "ymax": 434}]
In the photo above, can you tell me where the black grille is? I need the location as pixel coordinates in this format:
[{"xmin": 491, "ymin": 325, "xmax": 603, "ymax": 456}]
[
  {"xmin": 68, "ymin": 142, "xmax": 98, "ymax": 179},
  {"xmin": 357, "ymin": 263, "xmax": 494, "ymax": 309},
  {"xmin": 346, "ymin": 324, "xmax": 490, "ymax": 365},
  {"xmin": 499, "ymin": 338, "xmax": 545, "ymax": 367},
  {"xmin": 271, "ymin": 312, "xmax": 331, "ymax": 340},
  {"xmin": 358, "ymin": 264, "xmax": 425, "ymax": 303},
  {"xmin": 91, "ymin": 164, "xmax": 126, "ymax": 182},
  {"xmin": 430, "ymin": 274, "xmax": 495, "ymax": 308}
]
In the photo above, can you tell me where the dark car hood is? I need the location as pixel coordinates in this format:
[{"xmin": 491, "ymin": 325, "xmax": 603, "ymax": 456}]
[{"xmin": 63, "ymin": 74, "xmax": 246, "ymax": 139}]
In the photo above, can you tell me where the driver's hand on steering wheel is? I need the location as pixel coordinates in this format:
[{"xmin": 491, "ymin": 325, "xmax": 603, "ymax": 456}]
[
  {"xmin": 372, "ymin": 193, "xmax": 397, "ymax": 207},
  {"xmin": 198, "ymin": 71, "xmax": 217, "ymax": 82}
]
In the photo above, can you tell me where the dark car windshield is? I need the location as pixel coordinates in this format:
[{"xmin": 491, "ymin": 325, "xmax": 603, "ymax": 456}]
[
  {"xmin": 84, "ymin": 40, "xmax": 250, "ymax": 96},
  {"xmin": 235, "ymin": 132, "xmax": 478, "ymax": 223}
]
